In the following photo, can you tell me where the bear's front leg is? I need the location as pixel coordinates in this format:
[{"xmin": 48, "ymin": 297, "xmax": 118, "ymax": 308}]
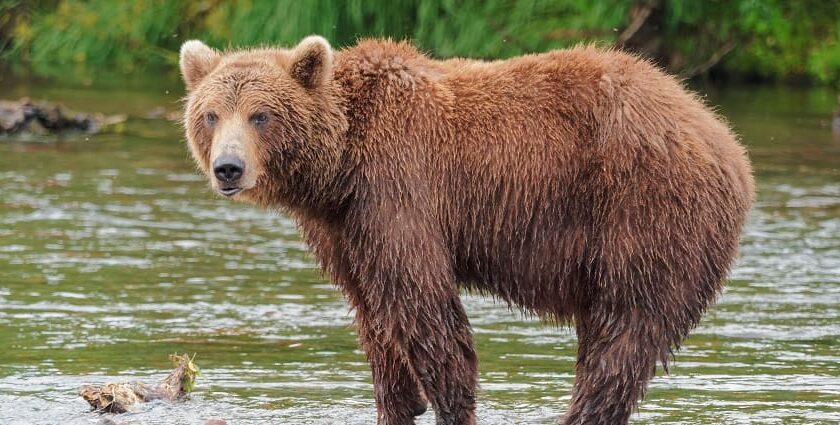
[
  {"xmin": 348, "ymin": 206, "xmax": 478, "ymax": 424},
  {"xmin": 360, "ymin": 290, "xmax": 478, "ymax": 425},
  {"xmin": 356, "ymin": 306, "xmax": 429, "ymax": 424}
]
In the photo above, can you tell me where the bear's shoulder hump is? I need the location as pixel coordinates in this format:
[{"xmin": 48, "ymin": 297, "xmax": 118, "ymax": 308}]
[{"xmin": 339, "ymin": 39, "xmax": 437, "ymax": 86}]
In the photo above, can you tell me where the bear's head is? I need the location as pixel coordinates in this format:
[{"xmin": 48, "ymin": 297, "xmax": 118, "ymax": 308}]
[{"xmin": 179, "ymin": 36, "xmax": 348, "ymax": 210}]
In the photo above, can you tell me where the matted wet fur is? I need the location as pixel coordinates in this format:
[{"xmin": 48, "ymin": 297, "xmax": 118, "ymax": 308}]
[{"xmin": 178, "ymin": 36, "xmax": 754, "ymax": 425}]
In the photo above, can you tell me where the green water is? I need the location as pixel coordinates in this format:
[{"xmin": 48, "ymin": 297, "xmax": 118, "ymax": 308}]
[{"xmin": 1, "ymin": 74, "xmax": 838, "ymax": 424}]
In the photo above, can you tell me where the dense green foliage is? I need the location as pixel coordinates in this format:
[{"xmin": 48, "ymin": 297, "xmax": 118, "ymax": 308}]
[{"xmin": 2, "ymin": 0, "xmax": 839, "ymax": 84}]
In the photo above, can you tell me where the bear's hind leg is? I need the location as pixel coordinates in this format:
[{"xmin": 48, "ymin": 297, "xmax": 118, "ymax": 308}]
[{"xmin": 563, "ymin": 307, "xmax": 673, "ymax": 425}]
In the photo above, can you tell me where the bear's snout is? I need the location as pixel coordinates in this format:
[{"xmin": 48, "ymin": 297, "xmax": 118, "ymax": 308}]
[{"xmin": 213, "ymin": 154, "xmax": 244, "ymax": 196}]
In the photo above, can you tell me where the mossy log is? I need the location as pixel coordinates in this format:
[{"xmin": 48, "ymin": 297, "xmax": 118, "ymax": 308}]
[
  {"xmin": 79, "ymin": 354, "xmax": 199, "ymax": 414},
  {"xmin": 0, "ymin": 98, "xmax": 125, "ymax": 135}
]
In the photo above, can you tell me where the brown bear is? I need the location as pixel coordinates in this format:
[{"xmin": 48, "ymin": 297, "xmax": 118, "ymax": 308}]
[{"xmin": 178, "ymin": 36, "xmax": 753, "ymax": 425}]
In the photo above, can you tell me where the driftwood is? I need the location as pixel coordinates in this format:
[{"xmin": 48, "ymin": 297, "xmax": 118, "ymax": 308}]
[
  {"xmin": 0, "ymin": 98, "xmax": 126, "ymax": 135},
  {"xmin": 79, "ymin": 354, "xmax": 198, "ymax": 414}
]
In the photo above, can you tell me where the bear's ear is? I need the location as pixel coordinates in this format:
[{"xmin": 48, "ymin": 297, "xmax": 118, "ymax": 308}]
[
  {"xmin": 289, "ymin": 36, "xmax": 333, "ymax": 89},
  {"xmin": 179, "ymin": 40, "xmax": 221, "ymax": 91}
]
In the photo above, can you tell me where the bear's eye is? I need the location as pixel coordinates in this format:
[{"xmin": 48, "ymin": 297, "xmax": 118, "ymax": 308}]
[
  {"xmin": 204, "ymin": 112, "xmax": 218, "ymax": 126},
  {"xmin": 249, "ymin": 112, "xmax": 269, "ymax": 127}
]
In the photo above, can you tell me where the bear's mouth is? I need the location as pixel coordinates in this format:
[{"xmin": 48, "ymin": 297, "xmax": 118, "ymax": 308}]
[{"xmin": 218, "ymin": 187, "xmax": 242, "ymax": 197}]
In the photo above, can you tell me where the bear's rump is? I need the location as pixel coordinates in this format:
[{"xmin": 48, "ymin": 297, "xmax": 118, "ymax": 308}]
[{"xmin": 441, "ymin": 126, "xmax": 749, "ymax": 322}]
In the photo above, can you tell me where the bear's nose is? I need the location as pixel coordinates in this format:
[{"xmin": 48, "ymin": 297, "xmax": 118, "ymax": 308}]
[{"xmin": 213, "ymin": 155, "xmax": 244, "ymax": 183}]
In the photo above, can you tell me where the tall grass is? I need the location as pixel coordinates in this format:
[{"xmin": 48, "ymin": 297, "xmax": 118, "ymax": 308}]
[{"xmin": 2, "ymin": 0, "xmax": 839, "ymax": 84}]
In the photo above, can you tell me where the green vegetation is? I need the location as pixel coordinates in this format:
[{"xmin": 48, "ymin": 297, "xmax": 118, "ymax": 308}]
[{"xmin": 2, "ymin": 0, "xmax": 840, "ymax": 84}]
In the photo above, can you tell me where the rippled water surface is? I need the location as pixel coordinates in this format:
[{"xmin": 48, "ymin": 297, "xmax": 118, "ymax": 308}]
[{"xmin": 1, "ymin": 75, "xmax": 838, "ymax": 424}]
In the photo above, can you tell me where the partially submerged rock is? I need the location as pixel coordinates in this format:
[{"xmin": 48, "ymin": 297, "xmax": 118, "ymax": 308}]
[
  {"xmin": 79, "ymin": 353, "xmax": 199, "ymax": 414},
  {"xmin": 0, "ymin": 98, "xmax": 125, "ymax": 135}
]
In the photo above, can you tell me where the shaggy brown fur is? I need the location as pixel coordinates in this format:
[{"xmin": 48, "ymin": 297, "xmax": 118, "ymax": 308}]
[{"xmin": 179, "ymin": 36, "xmax": 753, "ymax": 425}]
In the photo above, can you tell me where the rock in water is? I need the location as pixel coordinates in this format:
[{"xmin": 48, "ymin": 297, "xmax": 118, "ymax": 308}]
[{"xmin": 79, "ymin": 354, "xmax": 199, "ymax": 414}]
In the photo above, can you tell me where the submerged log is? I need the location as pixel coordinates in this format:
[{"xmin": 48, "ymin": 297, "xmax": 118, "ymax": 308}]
[
  {"xmin": 79, "ymin": 354, "xmax": 199, "ymax": 414},
  {"xmin": 0, "ymin": 98, "xmax": 125, "ymax": 135}
]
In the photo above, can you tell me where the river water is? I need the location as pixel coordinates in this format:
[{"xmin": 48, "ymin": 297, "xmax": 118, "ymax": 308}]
[{"xmin": 0, "ymin": 74, "xmax": 838, "ymax": 424}]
